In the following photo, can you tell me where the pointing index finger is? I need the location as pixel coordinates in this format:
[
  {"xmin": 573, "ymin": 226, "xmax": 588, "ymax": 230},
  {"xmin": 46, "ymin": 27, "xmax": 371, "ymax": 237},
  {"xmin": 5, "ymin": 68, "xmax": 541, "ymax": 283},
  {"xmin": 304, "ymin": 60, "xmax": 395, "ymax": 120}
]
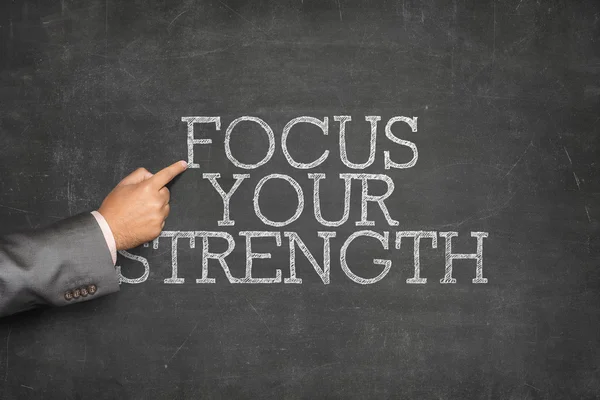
[{"xmin": 149, "ymin": 160, "xmax": 188, "ymax": 189}]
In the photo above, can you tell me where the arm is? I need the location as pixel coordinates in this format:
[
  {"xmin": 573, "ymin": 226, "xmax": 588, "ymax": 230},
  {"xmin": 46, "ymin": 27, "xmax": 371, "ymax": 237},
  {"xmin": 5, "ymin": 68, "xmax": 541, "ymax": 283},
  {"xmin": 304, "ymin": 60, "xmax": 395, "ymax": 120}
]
[{"xmin": 0, "ymin": 160, "xmax": 187, "ymax": 317}]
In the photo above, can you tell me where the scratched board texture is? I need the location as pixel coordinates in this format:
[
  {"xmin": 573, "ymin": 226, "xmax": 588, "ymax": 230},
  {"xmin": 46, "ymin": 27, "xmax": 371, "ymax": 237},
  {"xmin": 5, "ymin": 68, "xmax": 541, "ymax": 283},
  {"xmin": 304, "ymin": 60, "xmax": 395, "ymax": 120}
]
[{"xmin": 0, "ymin": 0, "xmax": 599, "ymax": 398}]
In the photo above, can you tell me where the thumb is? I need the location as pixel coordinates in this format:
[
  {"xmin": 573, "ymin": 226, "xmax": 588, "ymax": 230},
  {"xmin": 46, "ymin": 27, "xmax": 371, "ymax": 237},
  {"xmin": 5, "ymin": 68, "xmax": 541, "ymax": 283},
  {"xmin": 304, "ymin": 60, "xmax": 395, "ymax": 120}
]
[{"xmin": 118, "ymin": 167, "xmax": 153, "ymax": 186}]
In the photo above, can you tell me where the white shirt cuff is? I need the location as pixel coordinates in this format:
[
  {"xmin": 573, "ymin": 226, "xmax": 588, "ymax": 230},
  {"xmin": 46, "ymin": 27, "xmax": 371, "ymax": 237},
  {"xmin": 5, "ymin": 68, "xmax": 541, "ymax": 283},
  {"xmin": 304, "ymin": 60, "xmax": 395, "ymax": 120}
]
[{"xmin": 90, "ymin": 211, "xmax": 117, "ymax": 265}]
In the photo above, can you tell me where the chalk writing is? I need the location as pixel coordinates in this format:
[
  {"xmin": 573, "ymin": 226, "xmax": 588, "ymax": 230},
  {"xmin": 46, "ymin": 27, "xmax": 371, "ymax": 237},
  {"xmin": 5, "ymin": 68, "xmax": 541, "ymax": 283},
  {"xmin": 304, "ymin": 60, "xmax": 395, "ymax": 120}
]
[{"xmin": 117, "ymin": 115, "xmax": 489, "ymax": 285}]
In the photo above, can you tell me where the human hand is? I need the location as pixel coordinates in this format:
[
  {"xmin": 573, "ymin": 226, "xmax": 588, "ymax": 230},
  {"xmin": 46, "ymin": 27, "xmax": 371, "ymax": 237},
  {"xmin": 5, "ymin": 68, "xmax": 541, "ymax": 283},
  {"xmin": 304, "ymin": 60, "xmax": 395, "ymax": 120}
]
[{"xmin": 98, "ymin": 161, "xmax": 187, "ymax": 250}]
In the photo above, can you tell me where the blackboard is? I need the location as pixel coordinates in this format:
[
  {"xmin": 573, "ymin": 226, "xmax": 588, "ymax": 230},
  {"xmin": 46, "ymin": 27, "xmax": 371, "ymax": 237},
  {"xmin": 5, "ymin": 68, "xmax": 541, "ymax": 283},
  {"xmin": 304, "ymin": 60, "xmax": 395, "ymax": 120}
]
[{"xmin": 1, "ymin": 0, "xmax": 599, "ymax": 398}]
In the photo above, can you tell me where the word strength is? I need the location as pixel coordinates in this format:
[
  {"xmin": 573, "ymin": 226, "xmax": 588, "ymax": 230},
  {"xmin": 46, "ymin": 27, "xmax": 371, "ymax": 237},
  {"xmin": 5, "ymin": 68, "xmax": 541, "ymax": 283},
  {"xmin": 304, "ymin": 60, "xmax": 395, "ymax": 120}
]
[
  {"xmin": 117, "ymin": 115, "xmax": 490, "ymax": 285},
  {"xmin": 118, "ymin": 230, "xmax": 487, "ymax": 285}
]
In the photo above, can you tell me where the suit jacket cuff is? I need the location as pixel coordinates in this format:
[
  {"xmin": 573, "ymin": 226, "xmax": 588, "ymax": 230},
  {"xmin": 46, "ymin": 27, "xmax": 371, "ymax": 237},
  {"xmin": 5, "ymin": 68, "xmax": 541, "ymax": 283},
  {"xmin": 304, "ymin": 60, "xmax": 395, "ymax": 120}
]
[
  {"xmin": 0, "ymin": 213, "xmax": 120, "ymax": 316},
  {"xmin": 47, "ymin": 213, "xmax": 120, "ymax": 307}
]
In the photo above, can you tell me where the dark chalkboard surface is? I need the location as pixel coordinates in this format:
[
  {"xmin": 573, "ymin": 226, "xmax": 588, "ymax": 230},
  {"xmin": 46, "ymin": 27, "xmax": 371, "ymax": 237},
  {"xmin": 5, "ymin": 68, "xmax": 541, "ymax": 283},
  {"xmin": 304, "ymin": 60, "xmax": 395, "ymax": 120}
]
[{"xmin": 1, "ymin": 0, "xmax": 599, "ymax": 398}]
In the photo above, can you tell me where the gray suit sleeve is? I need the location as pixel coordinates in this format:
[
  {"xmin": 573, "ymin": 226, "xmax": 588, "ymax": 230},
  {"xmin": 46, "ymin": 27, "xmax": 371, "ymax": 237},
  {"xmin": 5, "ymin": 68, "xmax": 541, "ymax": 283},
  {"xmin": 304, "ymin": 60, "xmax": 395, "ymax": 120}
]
[{"xmin": 0, "ymin": 212, "xmax": 120, "ymax": 317}]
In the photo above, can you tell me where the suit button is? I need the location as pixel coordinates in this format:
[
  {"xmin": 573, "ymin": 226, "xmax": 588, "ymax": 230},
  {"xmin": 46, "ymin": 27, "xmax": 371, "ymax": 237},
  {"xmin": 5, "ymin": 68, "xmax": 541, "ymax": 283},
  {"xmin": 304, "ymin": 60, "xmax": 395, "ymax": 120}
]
[
  {"xmin": 64, "ymin": 291, "xmax": 73, "ymax": 301},
  {"xmin": 80, "ymin": 287, "xmax": 88, "ymax": 297},
  {"xmin": 88, "ymin": 284, "xmax": 97, "ymax": 295},
  {"xmin": 73, "ymin": 288, "xmax": 81, "ymax": 299}
]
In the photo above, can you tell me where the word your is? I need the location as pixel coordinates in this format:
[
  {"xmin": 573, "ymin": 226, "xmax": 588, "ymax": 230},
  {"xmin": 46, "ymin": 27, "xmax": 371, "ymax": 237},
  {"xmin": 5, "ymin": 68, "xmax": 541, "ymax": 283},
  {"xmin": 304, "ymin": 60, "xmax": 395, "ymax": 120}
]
[
  {"xmin": 117, "ymin": 230, "xmax": 488, "ymax": 285},
  {"xmin": 205, "ymin": 173, "xmax": 400, "ymax": 227}
]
